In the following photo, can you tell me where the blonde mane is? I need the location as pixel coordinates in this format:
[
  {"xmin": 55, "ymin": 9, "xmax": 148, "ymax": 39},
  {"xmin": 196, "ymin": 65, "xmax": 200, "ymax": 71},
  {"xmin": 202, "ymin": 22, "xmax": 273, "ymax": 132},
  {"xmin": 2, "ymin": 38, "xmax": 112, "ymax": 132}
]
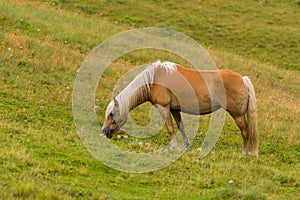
[{"xmin": 106, "ymin": 61, "xmax": 177, "ymax": 116}]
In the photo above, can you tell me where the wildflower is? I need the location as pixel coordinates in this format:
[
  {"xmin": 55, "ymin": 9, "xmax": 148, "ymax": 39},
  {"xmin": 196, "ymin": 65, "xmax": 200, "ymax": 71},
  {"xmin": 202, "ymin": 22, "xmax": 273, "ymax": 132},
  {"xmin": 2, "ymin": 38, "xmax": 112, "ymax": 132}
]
[{"xmin": 94, "ymin": 105, "xmax": 99, "ymax": 112}]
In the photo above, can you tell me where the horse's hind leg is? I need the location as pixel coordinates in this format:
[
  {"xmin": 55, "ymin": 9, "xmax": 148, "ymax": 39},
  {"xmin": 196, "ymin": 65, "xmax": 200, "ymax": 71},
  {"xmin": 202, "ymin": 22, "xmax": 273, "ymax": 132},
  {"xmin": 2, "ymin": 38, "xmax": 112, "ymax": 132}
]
[
  {"xmin": 156, "ymin": 104, "xmax": 177, "ymax": 149},
  {"xmin": 171, "ymin": 110, "xmax": 190, "ymax": 150},
  {"xmin": 232, "ymin": 115, "xmax": 249, "ymax": 154}
]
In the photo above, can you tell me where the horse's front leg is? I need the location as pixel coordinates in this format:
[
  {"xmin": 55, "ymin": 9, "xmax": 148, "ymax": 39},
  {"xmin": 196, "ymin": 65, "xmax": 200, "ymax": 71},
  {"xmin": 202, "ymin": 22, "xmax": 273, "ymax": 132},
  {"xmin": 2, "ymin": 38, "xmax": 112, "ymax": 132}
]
[
  {"xmin": 171, "ymin": 110, "xmax": 190, "ymax": 150},
  {"xmin": 156, "ymin": 104, "xmax": 177, "ymax": 149}
]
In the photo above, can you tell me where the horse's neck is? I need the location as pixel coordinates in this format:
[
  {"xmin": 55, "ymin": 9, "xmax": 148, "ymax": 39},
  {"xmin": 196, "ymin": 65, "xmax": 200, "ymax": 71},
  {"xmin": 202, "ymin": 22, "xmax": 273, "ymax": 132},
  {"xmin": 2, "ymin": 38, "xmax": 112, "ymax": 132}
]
[{"xmin": 117, "ymin": 85, "xmax": 151, "ymax": 115}]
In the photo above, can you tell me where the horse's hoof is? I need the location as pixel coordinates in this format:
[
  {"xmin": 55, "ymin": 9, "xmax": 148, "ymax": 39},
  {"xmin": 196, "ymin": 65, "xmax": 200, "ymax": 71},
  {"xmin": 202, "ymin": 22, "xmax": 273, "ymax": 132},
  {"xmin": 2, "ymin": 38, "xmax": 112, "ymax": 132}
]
[
  {"xmin": 247, "ymin": 152, "xmax": 258, "ymax": 157},
  {"xmin": 243, "ymin": 150, "xmax": 258, "ymax": 157},
  {"xmin": 184, "ymin": 145, "xmax": 191, "ymax": 151}
]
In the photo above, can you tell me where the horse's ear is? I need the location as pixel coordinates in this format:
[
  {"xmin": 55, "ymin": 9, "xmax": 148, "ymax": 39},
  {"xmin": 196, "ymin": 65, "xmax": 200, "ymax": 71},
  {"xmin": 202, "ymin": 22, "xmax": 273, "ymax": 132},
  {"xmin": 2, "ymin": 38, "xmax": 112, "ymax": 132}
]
[{"xmin": 113, "ymin": 97, "xmax": 119, "ymax": 112}]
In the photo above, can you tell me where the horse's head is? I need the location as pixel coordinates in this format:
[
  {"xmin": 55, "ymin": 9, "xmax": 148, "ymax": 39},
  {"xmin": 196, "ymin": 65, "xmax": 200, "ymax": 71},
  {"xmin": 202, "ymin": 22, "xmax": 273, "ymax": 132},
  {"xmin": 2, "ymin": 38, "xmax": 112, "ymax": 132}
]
[{"xmin": 101, "ymin": 97, "xmax": 127, "ymax": 138}]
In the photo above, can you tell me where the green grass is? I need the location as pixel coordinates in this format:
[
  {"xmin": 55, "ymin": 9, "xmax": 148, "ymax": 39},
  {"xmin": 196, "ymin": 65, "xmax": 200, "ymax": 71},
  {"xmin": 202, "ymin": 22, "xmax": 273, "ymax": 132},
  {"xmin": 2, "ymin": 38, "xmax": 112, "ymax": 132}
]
[
  {"xmin": 34, "ymin": 0, "xmax": 300, "ymax": 70},
  {"xmin": 0, "ymin": 0, "xmax": 299, "ymax": 199}
]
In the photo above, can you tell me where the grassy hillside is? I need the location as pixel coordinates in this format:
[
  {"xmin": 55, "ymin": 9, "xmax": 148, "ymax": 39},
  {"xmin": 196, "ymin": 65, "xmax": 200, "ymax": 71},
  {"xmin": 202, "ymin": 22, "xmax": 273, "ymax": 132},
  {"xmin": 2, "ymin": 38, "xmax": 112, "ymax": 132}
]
[
  {"xmin": 0, "ymin": 0, "xmax": 299, "ymax": 199},
  {"xmin": 35, "ymin": 0, "xmax": 300, "ymax": 70}
]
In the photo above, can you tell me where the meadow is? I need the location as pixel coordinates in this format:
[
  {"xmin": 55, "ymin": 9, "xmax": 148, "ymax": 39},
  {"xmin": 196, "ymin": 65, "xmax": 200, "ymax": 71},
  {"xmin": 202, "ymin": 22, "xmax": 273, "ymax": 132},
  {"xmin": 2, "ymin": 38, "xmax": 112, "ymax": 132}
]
[{"xmin": 0, "ymin": 0, "xmax": 299, "ymax": 199}]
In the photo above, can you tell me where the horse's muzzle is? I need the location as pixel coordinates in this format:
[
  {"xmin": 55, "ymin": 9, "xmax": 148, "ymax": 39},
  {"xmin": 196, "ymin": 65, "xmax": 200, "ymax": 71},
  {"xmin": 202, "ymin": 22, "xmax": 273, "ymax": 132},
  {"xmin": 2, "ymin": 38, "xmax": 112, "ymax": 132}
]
[{"xmin": 101, "ymin": 126, "xmax": 113, "ymax": 139}]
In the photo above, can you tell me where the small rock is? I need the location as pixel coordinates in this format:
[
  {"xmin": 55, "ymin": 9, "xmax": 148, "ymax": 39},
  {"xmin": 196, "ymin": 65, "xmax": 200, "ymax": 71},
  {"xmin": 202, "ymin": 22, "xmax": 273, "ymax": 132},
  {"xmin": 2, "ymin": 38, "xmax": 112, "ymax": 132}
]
[
  {"xmin": 163, "ymin": 149, "xmax": 169, "ymax": 154},
  {"xmin": 228, "ymin": 180, "xmax": 234, "ymax": 184},
  {"xmin": 138, "ymin": 142, "xmax": 143, "ymax": 146},
  {"xmin": 202, "ymin": 163, "xmax": 209, "ymax": 168}
]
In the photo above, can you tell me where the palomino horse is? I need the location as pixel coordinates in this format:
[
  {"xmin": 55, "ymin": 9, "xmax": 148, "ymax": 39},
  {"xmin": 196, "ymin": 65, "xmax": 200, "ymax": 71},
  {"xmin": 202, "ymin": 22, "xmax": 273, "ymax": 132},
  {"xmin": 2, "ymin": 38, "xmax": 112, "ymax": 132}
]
[{"xmin": 101, "ymin": 61, "xmax": 258, "ymax": 156}]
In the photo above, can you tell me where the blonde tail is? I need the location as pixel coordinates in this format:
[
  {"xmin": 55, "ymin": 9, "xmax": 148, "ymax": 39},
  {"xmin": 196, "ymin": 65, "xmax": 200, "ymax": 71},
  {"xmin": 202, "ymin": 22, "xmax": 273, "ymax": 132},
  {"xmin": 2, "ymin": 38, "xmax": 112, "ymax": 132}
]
[{"xmin": 242, "ymin": 77, "xmax": 258, "ymax": 157}]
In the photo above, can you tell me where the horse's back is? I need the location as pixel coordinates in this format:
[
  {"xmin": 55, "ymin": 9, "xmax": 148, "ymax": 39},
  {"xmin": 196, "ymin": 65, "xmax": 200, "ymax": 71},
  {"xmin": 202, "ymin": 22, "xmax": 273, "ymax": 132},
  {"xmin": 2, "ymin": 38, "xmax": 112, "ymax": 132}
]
[{"xmin": 150, "ymin": 65, "xmax": 248, "ymax": 115}]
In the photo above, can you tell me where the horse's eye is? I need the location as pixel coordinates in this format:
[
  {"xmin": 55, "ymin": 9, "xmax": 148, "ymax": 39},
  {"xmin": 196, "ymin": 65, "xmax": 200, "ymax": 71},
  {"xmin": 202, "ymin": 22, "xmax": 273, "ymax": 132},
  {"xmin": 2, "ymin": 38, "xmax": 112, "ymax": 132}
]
[{"xmin": 109, "ymin": 112, "xmax": 114, "ymax": 118}]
